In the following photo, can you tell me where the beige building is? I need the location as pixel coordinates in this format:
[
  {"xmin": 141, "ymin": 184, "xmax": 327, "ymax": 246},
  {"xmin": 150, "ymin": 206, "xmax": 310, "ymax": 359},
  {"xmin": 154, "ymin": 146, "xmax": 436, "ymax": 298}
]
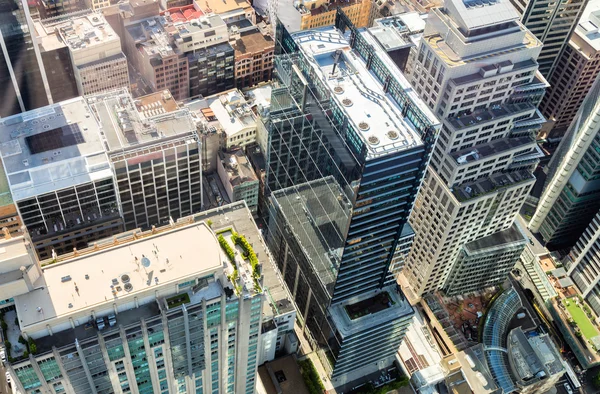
[
  {"xmin": 273, "ymin": 0, "xmax": 372, "ymax": 32},
  {"xmin": 539, "ymin": 0, "xmax": 600, "ymax": 140},
  {"xmin": 217, "ymin": 150, "xmax": 259, "ymax": 214},
  {"xmin": 232, "ymin": 30, "xmax": 274, "ymax": 89},
  {"xmin": 194, "ymin": 0, "xmax": 256, "ymax": 24},
  {"xmin": 208, "ymin": 89, "xmax": 258, "ymax": 149},
  {"xmin": 35, "ymin": 12, "xmax": 129, "ymax": 96}
]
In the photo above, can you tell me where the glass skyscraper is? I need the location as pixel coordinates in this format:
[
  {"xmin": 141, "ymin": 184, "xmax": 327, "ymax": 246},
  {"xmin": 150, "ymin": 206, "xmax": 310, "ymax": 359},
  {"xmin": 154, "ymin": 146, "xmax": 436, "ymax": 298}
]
[{"xmin": 264, "ymin": 12, "xmax": 439, "ymax": 387}]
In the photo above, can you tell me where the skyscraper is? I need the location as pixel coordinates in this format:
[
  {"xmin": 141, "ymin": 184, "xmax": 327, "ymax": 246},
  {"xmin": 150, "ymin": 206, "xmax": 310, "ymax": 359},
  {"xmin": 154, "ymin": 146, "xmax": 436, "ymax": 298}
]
[
  {"xmin": 509, "ymin": 0, "xmax": 588, "ymax": 78},
  {"xmin": 529, "ymin": 75, "xmax": 600, "ymax": 250},
  {"xmin": 402, "ymin": 0, "xmax": 547, "ymax": 296},
  {"xmin": 538, "ymin": 0, "xmax": 600, "ymax": 140},
  {"xmin": 0, "ymin": 0, "xmax": 53, "ymax": 117},
  {"xmin": 265, "ymin": 12, "xmax": 439, "ymax": 386}
]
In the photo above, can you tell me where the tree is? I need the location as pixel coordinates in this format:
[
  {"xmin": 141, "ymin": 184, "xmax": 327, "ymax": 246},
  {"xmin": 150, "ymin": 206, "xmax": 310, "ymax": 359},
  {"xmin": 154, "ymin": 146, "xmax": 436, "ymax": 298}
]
[{"xmin": 593, "ymin": 371, "xmax": 600, "ymax": 389}]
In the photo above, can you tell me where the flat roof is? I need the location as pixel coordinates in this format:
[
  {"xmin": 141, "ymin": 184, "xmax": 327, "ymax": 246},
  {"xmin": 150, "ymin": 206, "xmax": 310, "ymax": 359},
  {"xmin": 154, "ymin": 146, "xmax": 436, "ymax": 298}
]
[
  {"xmin": 0, "ymin": 97, "xmax": 111, "ymax": 202},
  {"xmin": 219, "ymin": 150, "xmax": 259, "ymax": 186},
  {"xmin": 464, "ymin": 223, "xmax": 525, "ymax": 253},
  {"xmin": 38, "ymin": 13, "xmax": 119, "ymax": 52},
  {"xmin": 0, "ymin": 161, "xmax": 13, "ymax": 207},
  {"xmin": 258, "ymin": 355, "xmax": 310, "ymax": 394},
  {"xmin": 208, "ymin": 90, "xmax": 257, "ymax": 137},
  {"xmin": 196, "ymin": 0, "xmax": 252, "ymax": 14},
  {"xmin": 455, "ymin": 345, "xmax": 499, "ymax": 394},
  {"xmin": 293, "ymin": 27, "xmax": 429, "ymax": 159},
  {"xmin": 87, "ymin": 90, "xmax": 197, "ymax": 151},
  {"xmin": 15, "ymin": 221, "xmax": 222, "ymax": 329},
  {"xmin": 575, "ymin": 0, "xmax": 600, "ymax": 51},
  {"xmin": 232, "ymin": 30, "xmax": 274, "ymax": 56}
]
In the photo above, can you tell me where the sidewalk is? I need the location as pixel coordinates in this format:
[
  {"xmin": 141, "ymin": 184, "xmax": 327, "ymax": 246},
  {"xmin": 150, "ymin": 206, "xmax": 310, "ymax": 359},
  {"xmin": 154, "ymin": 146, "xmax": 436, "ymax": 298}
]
[{"xmin": 295, "ymin": 325, "xmax": 336, "ymax": 393}]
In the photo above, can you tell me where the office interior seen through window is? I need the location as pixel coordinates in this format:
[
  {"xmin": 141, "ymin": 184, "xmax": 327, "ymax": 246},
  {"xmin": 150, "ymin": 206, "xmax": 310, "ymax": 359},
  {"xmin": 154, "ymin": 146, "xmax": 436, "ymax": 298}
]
[{"xmin": 0, "ymin": 0, "xmax": 599, "ymax": 392}]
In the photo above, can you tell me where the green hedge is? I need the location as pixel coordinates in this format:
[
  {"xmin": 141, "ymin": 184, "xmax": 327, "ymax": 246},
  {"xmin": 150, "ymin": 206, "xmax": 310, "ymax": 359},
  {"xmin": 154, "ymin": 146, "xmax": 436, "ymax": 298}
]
[
  {"xmin": 354, "ymin": 377, "xmax": 409, "ymax": 394},
  {"xmin": 218, "ymin": 235, "xmax": 237, "ymax": 268},
  {"xmin": 231, "ymin": 233, "xmax": 259, "ymax": 278},
  {"xmin": 299, "ymin": 359, "xmax": 325, "ymax": 394}
]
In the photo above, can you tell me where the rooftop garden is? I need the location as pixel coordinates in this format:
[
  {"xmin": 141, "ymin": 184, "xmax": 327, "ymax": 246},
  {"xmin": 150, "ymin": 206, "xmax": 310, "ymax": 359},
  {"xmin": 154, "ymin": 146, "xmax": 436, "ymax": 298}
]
[
  {"xmin": 345, "ymin": 291, "xmax": 394, "ymax": 320},
  {"xmin": 217, "ymin": 228, "xmax": 261, "ymax": 293},
  {"xmin": 563, "ymin": 296, "xmax": 599, "ymax": 341},
  {"xmin": 166, "ymin": 293, "xmax": 191, "ymax": 309}
]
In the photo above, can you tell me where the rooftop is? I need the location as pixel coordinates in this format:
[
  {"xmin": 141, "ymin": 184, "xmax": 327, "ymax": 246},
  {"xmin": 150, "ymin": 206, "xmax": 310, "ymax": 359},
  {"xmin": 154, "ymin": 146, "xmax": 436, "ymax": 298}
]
[
  {"xmin": 232, "ymin": 30, "xmax": 274, "ymax": 56},
  {"xmin": 15, "ymin": 221, "xmax": 222, "ymax": 329},
  {"xmin": 455, "ymin": 345, "xmax": 499, "ymax": 394},
  {"xmin": 195, "ymin": 0, "xmax": 252, "ymax": 14},
  {"xmin": 0, "ymin": 97, "xmax": 111, "ymax": 202},
  {"xmin": 208, "ymin": 89, "xmax": 257, "ymax": 137},
  {"xmin": 35, "ymin": 12, "xmax": 119, "ymax": 52},
  {"xmin": 575, "ymin": 0, "xmax": 600, "ymax": 52},
  {"xmin": 270, "ymin": 177, "xmax": 350, "ymax": 292},
  {"xmin": 445, "ymin": 0, "xmax": 519, "ymax": 32},
  {"xmin": 329, "ymin": 285, "xmax": 413, "ymax": 337},
  {"xmin": 0, "ymin": 161, "xmax": 13, "ymax": 207},
  {"xmin": 218, "ymin": 150, "xmax": 259, "ymax": 187},
  {"xmin": 292, "ymin": 27, "xmax": 432, "ymax": 159},
  {"xmin": 450, "ymin": 136, "xmax": 535, "ymax": 164},
  {"xmin": 369, "ymin": 13, "xmax": 426, "ymax": 51},
  {"xmin": 453, "ymin": 169, "xmax": 535, "ymax": 202},
  {"xmin": 258, "ymin": 355, "xmax": 310, "ymax": 394},
  {"xmin": 464, "ymin": 223, "xmax": 526, "ymax": 253},
  {"xmin": 87, "ymin": 89, "xmax": 197, "ymax": 152}
]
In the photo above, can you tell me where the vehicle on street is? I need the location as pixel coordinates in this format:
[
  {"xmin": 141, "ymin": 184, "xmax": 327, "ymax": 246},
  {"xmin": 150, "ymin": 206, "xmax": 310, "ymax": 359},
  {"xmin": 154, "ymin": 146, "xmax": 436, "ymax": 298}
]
[
  {"xmin": 5, "ymin": 371, "xmax": 11, "ymax": 384},
  {"xmin": 0, "ymin": 348, "xmax": 6, "ymax": 362},
  {"xmin": 563, "ymin": 382, "xmax": 573, "ymax": 394}
]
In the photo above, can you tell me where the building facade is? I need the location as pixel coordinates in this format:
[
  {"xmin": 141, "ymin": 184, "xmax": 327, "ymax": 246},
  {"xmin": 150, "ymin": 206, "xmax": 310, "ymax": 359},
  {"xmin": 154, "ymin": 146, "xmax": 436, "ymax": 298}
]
[
  {"xmin": 402, "ymin": 0, "xmax": 547, "ymax": 296},
  {"xmin": 232, "ymin": 30, "xmax": 274, "ymax": 90},
  {"xmin": 217, "ymin": 150, "xmax": 259, "ymax": 214},
  {"xmin": 509, "ymin": 0, "xmax": 588, "ymax": 78},
  {"xmin": 538, "ymin": 0, "xmax": 600, "ymax": 140},
  {"xmin": 0, "ymin": 0, "xmax": 53, "ymax": 117},
  {"xmin": 265, "ymin": 13, "xmax": 439, "ymax": 386},
  {"xmin": 7, "ymin": 203, "xmax": 273, "ymax": 394},
  {"xmin": 272, "ymin": 0, "xmax": 372, "ymax": 33},
  {"xmin": 530, "ymin": 75, "xmax": 600, "ymax": 250}
]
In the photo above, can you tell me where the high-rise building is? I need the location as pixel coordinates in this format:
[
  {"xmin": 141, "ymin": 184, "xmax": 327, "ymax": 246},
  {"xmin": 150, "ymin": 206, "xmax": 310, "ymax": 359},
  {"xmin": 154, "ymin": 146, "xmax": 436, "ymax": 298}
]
[
  {"xmin": 87, "ymin": 89, "xmax": 203, "ymax": 231},
  {"xmin": 402, "ymin": 0, "xmax": 547, "ymax": 296},
  {"xmin": 538, "ymin": 0, "xmax": 600, "ymax": 140},
  {"xmin": 0, "ymin": 96, "xmax": 124, "ymax": 259},
  {"xmin": 34, "ymin": 12, "xmax": 130, "ymax": 97},
  {"xmin": 0, "ymin": 0, "xmax": 53, "ymax": 117},
  {"xmin": 5, "ymin": 203, "xmax": 280, "ymax": 394},
  {"xmin": 566, "ymin": 210, "xmax": 600, "ymax": 316},
  {"xmin": 530, "ymin": 75, "xmax": 600, "ymax": 250},
  {"xmin": 509, "ymin": 0, "xmax": 588, "ymax": 78},
  {"xmin": 265, "ymin": 13, "xmax": 439, "ymax": 386}
]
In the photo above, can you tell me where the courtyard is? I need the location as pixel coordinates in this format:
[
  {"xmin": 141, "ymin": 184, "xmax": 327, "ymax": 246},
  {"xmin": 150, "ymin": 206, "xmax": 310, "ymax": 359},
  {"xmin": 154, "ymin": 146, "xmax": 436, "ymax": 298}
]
[{"xmin": 563, "ymin": 297, "xmax": 599, "ymax": 341}]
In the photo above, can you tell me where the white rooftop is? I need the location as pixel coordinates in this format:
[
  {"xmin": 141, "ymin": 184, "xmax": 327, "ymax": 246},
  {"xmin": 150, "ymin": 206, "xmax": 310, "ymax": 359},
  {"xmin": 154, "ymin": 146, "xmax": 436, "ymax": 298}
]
[
  {"xmin": 0, "ymin": 97, "xmax": 111, "ymax": 202},
  {"xmin": 576, "ymin": 0, "xmax": 600, "ymax": 51},
  {"xmin": 293, "ymin": 28, "xmax": 433, "ymax": 159},
  {"xmin": 208, "ymin": 90, "xmax": 257, "ymax": 137},
  {"xmin": 15, "ymin": 222, "xmax": 222, "ymax": 329},
  {"xmin": 445, "ymin": 0, "xmax": 519, "ymax": 32}
]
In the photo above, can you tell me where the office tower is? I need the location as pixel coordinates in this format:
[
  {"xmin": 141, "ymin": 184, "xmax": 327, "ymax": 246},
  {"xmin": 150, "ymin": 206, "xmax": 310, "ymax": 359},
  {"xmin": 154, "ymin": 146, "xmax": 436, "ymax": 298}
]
[
  {"xmin": 271, "ymin": 0, "xmax": 371, "ymax": 33},
  {"xmin": 231, "ymin": 29, "xmax": 274, "ymax": 90},
  {"xmin": 123, "ymin": 10, "xmax": 234, "ymax": 100},
  {"xmin": 530, "ymin": 76, "xmax": 600, "ymax": 250},
  {"xmin": 34, "ymin": 12, "xmax": 129, "ymax": 97},
  {"xmin": 538, "ymin": 0, "xmax": 600, "ymax": 140},
  {"xmin": 88, "ymin": 89, "xmax": 203, "ymax": 231},
  {"xmin": 6, "ymin": 203, "xmax": 277, "ymax": 394},
  {"xmin": 265, "ymin": 13, "xmax": 439, "ymax": 385},
  {"xmin": 566, "ymin": 210, "xmax": 600, "ymax": 316},
  {"xmin": 403, "ymin": 0, "xmax": 547, "ymax": 296},
  {"xmin": 36, "ymin": 0, "xmax": 86, "ymax": 19},
  {"xmin": 509, "ymin": 0, "xmax": 587, "ymax": 78},
  {"xmin": 0, "ymin": 97, "xmax": 124, "ymax": 259},
  {"xmin": 0, "ymin": 0, "xmax": 53, "ymax": 117}
]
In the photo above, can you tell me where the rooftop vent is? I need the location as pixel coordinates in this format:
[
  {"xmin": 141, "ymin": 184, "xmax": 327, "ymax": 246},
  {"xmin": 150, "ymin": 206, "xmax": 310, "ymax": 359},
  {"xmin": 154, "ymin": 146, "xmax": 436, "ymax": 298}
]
[
  {"xmin": 141, "ymin": 256, "xmax": 151, "ymax": 268},
  {"xmin": 333, "ymin": 86, "xmax": 344, "ymax": 94},
  {"xmin": 61, "ymin": 275, "xmax": 72, "ymax": 282},
  {"xmin": 124, "ymin": 283, "xmax": 133, "ymax": 292},
  {"xmin": 387, "ymin": 130, "xmax": 399, "ymax": 140},
  {"xmin": 121, "ymin": 274, "xmax": 131, "ymax": 283},
  {"xmin": 368, "ymin": 135, "xmax": 380, "ymax": 145},
  {"xmin": 358, "ymin": 122, "xmax": 369, "ymax": 131},
  {"xmin": 342, "ymin": 98, "xmax": 353, "ymax": 107}
]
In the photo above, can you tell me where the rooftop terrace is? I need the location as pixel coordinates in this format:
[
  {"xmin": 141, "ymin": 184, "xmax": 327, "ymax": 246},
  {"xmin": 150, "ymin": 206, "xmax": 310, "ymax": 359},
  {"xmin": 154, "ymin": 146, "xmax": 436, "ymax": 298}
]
[
  {"xmin": 453, "ymin": 169, "xmax": 534, "ymax": 202},
  {"xmin": 0, "ymin": 97, "xmax": 111, "ymax": 202},
  {"xmin": 292, "ymin": 27, "xmax": 434, "ymax": 159},
  {"xmin": 451, "ymin": 136, "xmax": 535, "ymax": 165}
]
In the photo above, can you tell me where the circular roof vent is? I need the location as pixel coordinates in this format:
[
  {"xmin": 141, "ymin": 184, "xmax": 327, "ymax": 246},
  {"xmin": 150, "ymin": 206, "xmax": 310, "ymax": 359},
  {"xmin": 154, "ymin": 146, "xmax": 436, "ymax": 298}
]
[
  {"xmin": 342, "ymin": 98, "xmax": 353, "ymax": 107},
  {"xmin": 121, "ymin": 274, "xmax": 131, "ymax": 283},
  {"xmin": 368, "ymin": 135, "xmax": 380, "ymax": 145},
  {"xmin": 387, "ymin": 130, "xmax": 399, "ymax": 140},
  {"xmin": 358, "ymin": 122, "xmax": 369, "ymax": 131},
  {"xmin": 124, "ymin": 283, "xmax": 133, "ymax": 292},
  {"xmin": 141, "ymin": 256, "xmax": 151, "ymax": 268},
  {"xmin": 333, "ymin": 86, "xmax": 344, "ymax": 94}
]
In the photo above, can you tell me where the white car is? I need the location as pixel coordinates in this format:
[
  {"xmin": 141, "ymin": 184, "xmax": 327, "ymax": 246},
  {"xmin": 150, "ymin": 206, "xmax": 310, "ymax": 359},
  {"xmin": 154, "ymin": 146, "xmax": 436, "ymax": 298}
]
[
  {"xmin": 0, "ymin": 349, "xmax": 6, "ymax": 362},
  {"xmin": 564, "ymin": 383, "xmax": 573, "ymax": 394},
  {"xmin": 5, "ymin": 371, "xmax": 11, "ymax": 384}
]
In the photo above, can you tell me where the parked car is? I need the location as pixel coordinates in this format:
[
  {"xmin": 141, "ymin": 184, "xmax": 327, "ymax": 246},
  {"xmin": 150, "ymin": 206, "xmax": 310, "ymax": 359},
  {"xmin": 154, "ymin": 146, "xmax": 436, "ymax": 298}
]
[
  {"xmin": 108, "ymin": 314, "xmax": 116, "ymax": 327},
  {"xmin": 96, "ymin": 317, "xmax": 105, "ymax": 330},
  {"xmin": 564, "ymin": 383, "xmax": 573, "ymax": 394},
  {"xmin": 0, "ymin": 348, "xmax": 6, "ymax": 362},
  {"xmin": 5, "ymin": 371, "xmax": 11, "ymax": 384}
]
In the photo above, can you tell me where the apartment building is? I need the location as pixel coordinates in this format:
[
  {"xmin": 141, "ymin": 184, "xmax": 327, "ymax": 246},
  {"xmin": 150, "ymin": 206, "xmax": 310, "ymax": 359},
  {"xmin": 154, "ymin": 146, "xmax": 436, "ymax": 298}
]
[
  {"xmin": 217, "ymin": 150, "xmax": 259, "ymax": 214},
  {"xmin": 88, "ymin": 89, "xmax": 203, "ymax": 231},
  {"xmin": 272, "ymin": 0, "xmax": 372, "ymax": 33},
  {"xmin": 0, "ymin": 97, "xmax": 123, "ymax": 260},
  {"xmin": 232, "ymin": 29, "xmax": 274, "ymax": 89},
  {"xmin": 6, "ymin": 203, "xmax": 273, "ymax": 394},
  {"xmin": 539, "ymin": 0, "xmax": 600, "ymax": 140},
  {"xmin": 402, "ymin": 0, "xmax": 547, "ymax": 296},
  {"xmin": 509, "ymin": 0, "xmax": 587, "ymax": 78},
  {"xmin": 530, "ymin": 76, "xmax": 600, "ymax": 250},
  {"xmin": 195, "ymin": 0, "xmax": 256, "ymax": 25},
  {"xmin": 35, "ymin": 12, "xmax": 130, "ymax": 97},
  {"xmin": 265, "ymin": 13, "xmax": 439, "ymax": 386},
  {"xmin": 123, "ymin": 8, "xmax": 234, "ymax": 100}
]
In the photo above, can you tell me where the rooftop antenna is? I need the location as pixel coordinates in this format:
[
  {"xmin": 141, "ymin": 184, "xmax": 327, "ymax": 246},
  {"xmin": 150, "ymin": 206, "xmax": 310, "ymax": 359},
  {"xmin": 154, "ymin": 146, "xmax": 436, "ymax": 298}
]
[{"xmin": 331, "ymin": 49, "xmax": 342, "ymax": 75}]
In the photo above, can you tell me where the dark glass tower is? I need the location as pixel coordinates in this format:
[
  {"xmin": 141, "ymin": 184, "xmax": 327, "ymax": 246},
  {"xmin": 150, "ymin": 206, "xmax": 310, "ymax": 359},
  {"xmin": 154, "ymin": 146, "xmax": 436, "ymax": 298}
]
[
  {"xmin": 0, "ymin": 0, "xmax": 51, "ymax": 117},
  {"xmin": 264, "ymin": 12, "xmax": 440, "ymax": 386}
]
